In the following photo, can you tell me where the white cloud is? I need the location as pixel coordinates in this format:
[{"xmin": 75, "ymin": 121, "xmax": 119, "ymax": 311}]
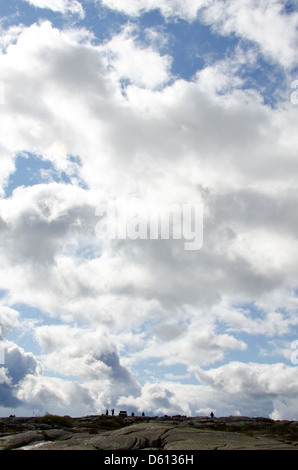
[
  {"xmin": 0, "ymin": 341, "xmax": 42, "ymax": 408},
  {"xmin": 117, "ymin": 378, "xmax": 276, "ymax": 417},
  {"xmin": 100, "ymin": 24, "xmax": 172, "ymax": 89},
  {"xmin": 99, "ymin": 0, "xmax": 298, "ymax": 68},
  {"xmin": 23, "ymin": 0, "xmax": 85, "ymax": 18},
  {"xmin": 16, "ymin": 375, "xmax": 98, "ymax": 415},
  {"xmin": 99, "ymin": 0, "xmax": 206, "ymax": 20},
  {"xmin": 34, "ymin": 324, "xmax": 140, "ymax": 394},
  {"xmin": 118, "ymin": 382, "xmax": 186, "ymax": 416},
  {"xmin": 201, "ymin": 0, "xmax": 298, "ymax": 69},
  {"xmin": 0, "ymin": 182, "xmax": 95, "ymax": 268},
  {"xmin": 213, "ymin": 301, "xmax": 296, "ymax": 337},
  {"xmin": 129, "ymin": 326, "xmax": 247, "ymax": 368},
  {"xmin": 0, "ymin": 13, "xmax": 297, "ymax": 417},
  {"xmin": 0, "ymin": 307, "xmax": 19, "ymax": 339},
  {"xmin": 196, "ymin": 361, "xmax": 298, "ymax": 399},
  {"xmin": 0, "ymin": 22, "xmax": 295, "ymax": 292}
]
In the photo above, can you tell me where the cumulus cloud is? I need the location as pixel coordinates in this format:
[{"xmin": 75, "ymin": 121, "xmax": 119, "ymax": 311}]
[
  {"xmin": 98, "ymin": 0, "xmax": 206, "ymax": 21},
  {"xmin": 16, "ymin": 375, "xmax": 98, "ymax": 415},
  {"xmin": 118, "ymin": 382, "xmax": 185, "ymax": 416},
  {"xmin": 23, "ymin": 0, "xmax": 85, "ymax": 18},
  {"xmin": 101, "ymin": 24, "xmax": 172, "ymax": 89},
  {"xmin": 5, "ymin": 343, "xmax": 41, "ymax": 384},
  {"xmin": 0, "ymin": 183, "xmax": 95, "ymax": 267},
  {"xmin": 129, "ymin": 327, "xmax": 247, "ymax": 369},
  {"xmin": 118, "ymin": 361, "xmax": 298, "ymax": 418},
  {"xmin": 99, "ymin": 0, "xmax": 298, "ymax": 68},
  {"xmin": 0, "ymin": 307, "xmax": 19, "ymax": 339},
  {"xmin": 35, "ymin": 325, "xmax": 140, "ymax": 394},
  {"xmin": 200, "ymin": 0, "xmax": 298, "ymax": 69},
  {"xmin": 117, "ymin": 380, "xmax": 276, "ymax": 418},
  {"xmin": 0, "ymin": 367, "xmax": 21, "ymax": 408},
  {"xmin": 0, "ymin": 4, "xmax": 297, "ymax": 417},
  {"xmin": 0, "ymin": 342, "xmax": 41, "ymax": 409},
  {"xmin": 194, "ymin": 361, "xmax": 298, "ymax": 418},
  {"xmin": 0, "ymin": 24, "xmax": 295, "ymax": 296}
]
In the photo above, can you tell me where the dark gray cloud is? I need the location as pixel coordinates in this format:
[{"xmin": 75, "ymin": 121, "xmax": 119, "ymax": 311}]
[
  {"xmin": 0, "ymin": 343, "xmax": 41, "ymax": 409},
  {"xmin": 99, "ymin": 351, "xmax": 141, "ymax": 396},
  {"xmin": 5, "ymin": 345, "xmax": 41, "ymax": 385},
  {"xmin": 0, "ymin": 381, "xmax": 21, "ymax": 408}
]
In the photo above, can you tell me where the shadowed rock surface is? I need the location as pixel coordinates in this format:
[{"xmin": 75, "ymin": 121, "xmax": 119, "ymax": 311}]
[{"xmin": 1, "ymin": 414, "xmax": 298, "ymax": 450}]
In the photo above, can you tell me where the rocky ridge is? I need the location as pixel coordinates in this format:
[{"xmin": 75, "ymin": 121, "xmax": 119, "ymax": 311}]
[{"xmin": 1, "ymin": 414, "xmax": 298, "ymax": 450}]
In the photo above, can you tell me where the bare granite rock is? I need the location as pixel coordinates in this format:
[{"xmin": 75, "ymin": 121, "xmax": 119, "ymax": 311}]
[
  {"xmin": 161, "ymin": 427, "xmax": 295, "ymax": 450},
  {"xmin": 0, "ymin": 431, "xmax": 45, "ymax": 450},
  {"xmin": 89, "ymin": 424, "xmax": 172, "ymax": 450},
  {"xmin": 0, "ymin": 429, "xmax": 75, "ymax": 450},
  {"xmin": 1, "ymin": 415, "xmax": 298, "ymax": 450}
]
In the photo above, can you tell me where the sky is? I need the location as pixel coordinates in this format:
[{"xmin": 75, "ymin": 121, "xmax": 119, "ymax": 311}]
[{"xmin": 0, "ymin": 0, "xmax": 298, "ymax": 420}]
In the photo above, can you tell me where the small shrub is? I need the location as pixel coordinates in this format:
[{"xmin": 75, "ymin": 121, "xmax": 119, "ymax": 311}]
[{"xmin": 33, "ymin": 414, "xmax": 74, "ymax": 428}]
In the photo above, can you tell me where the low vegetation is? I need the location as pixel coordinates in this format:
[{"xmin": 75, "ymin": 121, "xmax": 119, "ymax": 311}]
[
  {"xmin": 33, "ymin": 414, "xmax": 74, "ymax": 428},
  {"xmin": 80, "ymin": 416, "xmax": 129, "ymax": 431}
]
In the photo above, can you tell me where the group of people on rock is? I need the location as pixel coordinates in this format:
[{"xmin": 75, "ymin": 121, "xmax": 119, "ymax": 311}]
[
  {"xmin": 104, "ymin": 409, "xmax": 215, "ymax": 418},
  {"xmin": 105, "ymin": 409, "xmax": 145, "ymax": 417}
]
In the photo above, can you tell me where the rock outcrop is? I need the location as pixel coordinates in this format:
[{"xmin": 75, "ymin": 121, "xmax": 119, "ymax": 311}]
[{"xmin": 1, "ymin": 414, "xmax": 298, "ymax": 450}]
